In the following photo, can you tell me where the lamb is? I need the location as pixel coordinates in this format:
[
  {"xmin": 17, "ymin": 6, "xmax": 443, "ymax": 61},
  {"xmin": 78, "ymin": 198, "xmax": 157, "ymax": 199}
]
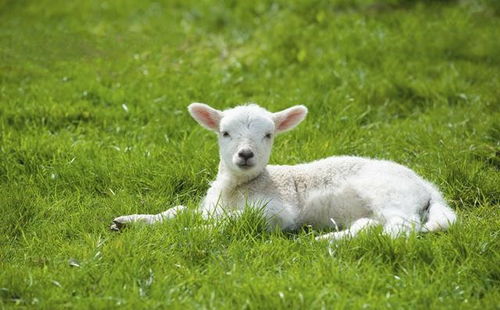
[{"xmin": 111, "ymin": 103, "xmax": 457, "ymax": 241}]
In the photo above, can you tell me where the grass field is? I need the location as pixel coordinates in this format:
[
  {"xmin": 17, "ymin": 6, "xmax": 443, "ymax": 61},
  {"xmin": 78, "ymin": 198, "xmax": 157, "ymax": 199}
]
[{"xmin": 1, "ymin": 0, "xmax": 499, "ymax": 308}]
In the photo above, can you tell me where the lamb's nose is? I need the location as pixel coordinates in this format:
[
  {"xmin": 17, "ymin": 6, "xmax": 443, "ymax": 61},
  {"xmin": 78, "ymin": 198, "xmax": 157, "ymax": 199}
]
[{"xmin": 238, "ymin": 149, "xmax": 254, "ymax": 160}]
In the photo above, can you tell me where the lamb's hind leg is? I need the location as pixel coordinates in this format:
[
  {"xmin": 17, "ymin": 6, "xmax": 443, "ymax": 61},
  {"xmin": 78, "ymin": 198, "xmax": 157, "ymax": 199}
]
[
  {"xmin": 315, "ymin": 218, "xmax": 379, "ymax": 241},
  {"xmin": 381, "ymin": 214, "xmax": 420, "ymax": 238},
  {"xmin": 110, "ymin": 205, "xmax": 186, "ymax": 231}
]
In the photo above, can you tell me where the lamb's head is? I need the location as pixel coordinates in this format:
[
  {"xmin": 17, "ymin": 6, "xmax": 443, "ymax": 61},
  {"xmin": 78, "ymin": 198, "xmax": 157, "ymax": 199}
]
[{"xmin": 188, "ymin": 103, "xmax": 307, "ymax": 176}]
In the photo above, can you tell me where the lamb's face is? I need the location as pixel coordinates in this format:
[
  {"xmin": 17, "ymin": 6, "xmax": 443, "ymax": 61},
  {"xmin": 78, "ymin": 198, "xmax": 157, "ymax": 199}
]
[
  {"xmin": 188, "ymin": 103, "xmax": 308, "ymax": 177},
  {"xmin": 218, "ymin": 107, "xmax": 275, "ymax": 175}
]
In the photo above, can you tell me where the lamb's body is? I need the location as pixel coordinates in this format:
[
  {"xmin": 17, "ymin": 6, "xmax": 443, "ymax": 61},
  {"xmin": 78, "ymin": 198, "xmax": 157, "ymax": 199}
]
[
  {"xmin": 201, "ymin": 156, "xmax": 455, "ymax": 238},
  {"xmin": 111, "ymin": 103, "xmax": 456, "ymax": 240},
  {"xmin": 202, "ymin": 156, "xmax": 370, "ymax": 228}
]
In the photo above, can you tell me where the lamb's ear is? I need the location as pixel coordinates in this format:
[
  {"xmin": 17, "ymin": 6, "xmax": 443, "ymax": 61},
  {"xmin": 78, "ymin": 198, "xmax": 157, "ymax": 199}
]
[
  {"xmin": 273, "ymin": 105, "xmax": 308, "ymax": 133},
  {"xmin": 188, "ymin": 103, "xmax": 223, "ymax": 131}
]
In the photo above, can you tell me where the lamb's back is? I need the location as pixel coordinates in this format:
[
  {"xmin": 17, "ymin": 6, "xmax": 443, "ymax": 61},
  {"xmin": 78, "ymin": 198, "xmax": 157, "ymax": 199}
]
[{"xmin": 269, "ymin": 156, "xmax": 369, "ymax": 186}]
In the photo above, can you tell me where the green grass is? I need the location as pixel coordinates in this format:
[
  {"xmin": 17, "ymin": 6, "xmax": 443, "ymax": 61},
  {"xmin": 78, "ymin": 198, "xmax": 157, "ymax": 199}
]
[{"xmin": 1, "ymin": 0, "xmax": 499, "ymax": 308}]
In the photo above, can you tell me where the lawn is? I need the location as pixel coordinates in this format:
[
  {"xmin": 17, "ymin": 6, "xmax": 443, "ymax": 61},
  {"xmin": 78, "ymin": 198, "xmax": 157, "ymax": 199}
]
[{"xmin": 1, "ymin": 0, "xmax": 499, "ymax": 308}]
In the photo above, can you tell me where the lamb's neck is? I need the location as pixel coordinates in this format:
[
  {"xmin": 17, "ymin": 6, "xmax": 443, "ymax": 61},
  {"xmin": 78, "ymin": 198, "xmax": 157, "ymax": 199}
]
[{"xmin": 213, "ymin": 161, "xmax": 263, "ymax": 193}]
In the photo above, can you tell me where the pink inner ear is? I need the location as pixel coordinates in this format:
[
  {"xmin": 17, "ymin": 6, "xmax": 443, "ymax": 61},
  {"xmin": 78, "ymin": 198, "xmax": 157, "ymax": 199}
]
[
  {"xmin": 277, "ymin": 110, "xmax": 303, "ymax": 131},
  {"xmin": 196, "ymin": 109, "xmax": 217, "ymax": 129}
]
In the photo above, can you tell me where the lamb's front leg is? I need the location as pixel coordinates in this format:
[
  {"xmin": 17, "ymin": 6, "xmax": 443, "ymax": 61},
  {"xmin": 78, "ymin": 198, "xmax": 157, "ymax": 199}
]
[{"xmin": 110, "ymin": 205, "xmax": 186, "ymax": 231}]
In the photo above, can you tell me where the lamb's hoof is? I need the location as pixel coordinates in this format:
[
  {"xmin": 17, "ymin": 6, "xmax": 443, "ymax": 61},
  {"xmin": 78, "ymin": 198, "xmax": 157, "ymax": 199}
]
[{"xmin": 110, "ymin": 219, "xmax": 125, "ymax": 232}]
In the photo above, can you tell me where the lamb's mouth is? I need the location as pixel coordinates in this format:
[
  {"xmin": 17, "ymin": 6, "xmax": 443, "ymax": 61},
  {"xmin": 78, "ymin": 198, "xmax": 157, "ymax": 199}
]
[{"xmin": 236, "ymin": 162, "xmax": 254, "ymax": 170}]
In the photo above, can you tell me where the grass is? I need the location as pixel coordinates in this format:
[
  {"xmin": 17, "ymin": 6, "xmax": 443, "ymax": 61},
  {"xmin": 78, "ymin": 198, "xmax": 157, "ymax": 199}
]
[{"xmin": 1, "ymin": 0, "xmax": 499, "ymax": 308}]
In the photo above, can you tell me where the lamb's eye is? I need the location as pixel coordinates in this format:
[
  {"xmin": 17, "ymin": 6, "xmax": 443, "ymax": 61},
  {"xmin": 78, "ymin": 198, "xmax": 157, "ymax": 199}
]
[
  {"xmin": 265, "ymin": 133, "xmax": 272, "ymax": 139},
  {"xmin": 222, "ymin": 131, "xmax": 230, "ymax": 137}
]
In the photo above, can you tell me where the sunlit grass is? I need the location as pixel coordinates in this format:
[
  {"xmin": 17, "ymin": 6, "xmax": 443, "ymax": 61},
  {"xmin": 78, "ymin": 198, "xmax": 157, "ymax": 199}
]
[{"xmin": 1, "ymin": 0, "xmax": 499, "ymax": 308}]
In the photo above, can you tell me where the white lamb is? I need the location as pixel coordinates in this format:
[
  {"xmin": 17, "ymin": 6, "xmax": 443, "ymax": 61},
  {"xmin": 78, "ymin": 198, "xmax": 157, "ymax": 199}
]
[{"xmin": 111, "ymin": 103, "xmax": 457, "ymax": 240}]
